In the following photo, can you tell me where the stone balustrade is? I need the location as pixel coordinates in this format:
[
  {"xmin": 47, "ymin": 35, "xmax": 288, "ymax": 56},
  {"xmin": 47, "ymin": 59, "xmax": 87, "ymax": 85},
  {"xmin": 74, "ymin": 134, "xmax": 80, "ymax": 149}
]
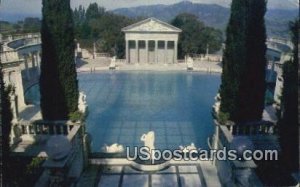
[
  {"xmin": 2, "ymin": 33, "xmax": 40, "ymax": 42},
  {"xmin": 22, "ymin": 37, "xmax": 41, "ymax": 47},
  {"xmin": 213, "ymin": 120, "xmax": 262, "ymax": 186},
  {"xmin": 0, "ymin": 50, "xmax": 21, "ymax": 63},
  {"xmin": 95, "ymin": 53, "xmax": 111, "ymax": 58},
  {"xmin": 231, "ymin": 121, "xmax": 277, "ymax": 136},
  {"xmin": 267, "ymin": 37, "xmax": 293, "ymax": 49},
  {"xmin": 192, "ymin": 54, "xmax": 222, "ymax": 62},
  {"xmin": 16, "ymin": 120, "xmax": 81, "ymax": 136}
]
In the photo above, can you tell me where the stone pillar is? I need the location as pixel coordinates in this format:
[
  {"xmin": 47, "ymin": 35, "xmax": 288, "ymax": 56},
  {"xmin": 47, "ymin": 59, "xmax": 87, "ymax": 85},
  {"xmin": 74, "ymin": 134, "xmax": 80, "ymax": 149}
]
[
  {"xmin": 9, "ymin": 124, "xmax": 19, "ymax": 145},
  {"xmin": 174, "ymin": 40, "xmax": 178, "ymax": 64},
  {"xmin": 126, "ymin": 40, "xmax": 129, "ymax": 63},
  {"xmin": 26, "ymin": 125, "xmax": 30, "ymax": 135},
  {"xmin": 24, "ymin": 55, "xmax": 31, "ymax": 80},
  {"xmin": 206, "ymin": 44, "xmax": 209, "ymax": 57},
  {"xmin": 15, "ymin": 69, "xmax": 26, "ymax": 109},
  {"xmin": 10, "ymin": 93, "xmax": 19, "ymax": 122},
  {"xmin": 53, "ymin": 125, "xmax": 57, "ymax": 135},
  {"xmin": 93, "ymin": 42, "xmax": 96, "ymax": 59},
  {"xmin": 145, "ymin": 40, "xmax": 149, "ymax": 64},
  {"xmin": 164, "ymin": 41, "xmax": 167, "ymax": 64},
  {"xmin": 31, "ymin": 52, "xmax": 36, "ymax": 68},
  {"xmin": 213, "ymin": 123, "xmax": 219, "ymax": 165},
  {"xmin": 155, "ymin": 40, "xmax": 158, "ymax": 64},
  {"xmin": 34, "ymin": 52, "xmax": 38, "ymax": 74},
  {"xmin": 36, "ymin": 52, "xmax": 41, "ymax": 74},
  {"xmin": 135, "ymin": 40, "xmax": 138, "ymax": 63}
]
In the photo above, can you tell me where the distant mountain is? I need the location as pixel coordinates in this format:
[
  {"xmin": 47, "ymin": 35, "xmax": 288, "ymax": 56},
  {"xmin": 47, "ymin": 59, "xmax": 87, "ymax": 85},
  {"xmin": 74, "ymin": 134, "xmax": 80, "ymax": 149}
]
[
  {"xmin": 0, "ymin": 12, "xmax": 40, "ymax": 23},
  {"xmin": 113, "ymin": 2, "xmax": 229, "ymax": 29},
  {"xmin": 112, "ymin": 1, "xmax": 298, "ymax": 38}
]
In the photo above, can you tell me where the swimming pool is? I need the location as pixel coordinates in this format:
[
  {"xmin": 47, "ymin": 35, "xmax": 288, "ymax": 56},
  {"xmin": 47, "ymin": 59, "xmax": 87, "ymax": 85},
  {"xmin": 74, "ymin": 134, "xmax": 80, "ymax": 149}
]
[{"xmin": 25, "ymin": 71, "xmax": 221, "ymax": 152}]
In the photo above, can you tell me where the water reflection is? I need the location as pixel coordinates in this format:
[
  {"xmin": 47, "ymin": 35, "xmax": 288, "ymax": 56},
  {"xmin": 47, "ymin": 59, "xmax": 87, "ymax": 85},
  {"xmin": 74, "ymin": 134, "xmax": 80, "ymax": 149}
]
[{"xmin": 25, "ymin": 71, "xmax": 221, "ymax": 152}]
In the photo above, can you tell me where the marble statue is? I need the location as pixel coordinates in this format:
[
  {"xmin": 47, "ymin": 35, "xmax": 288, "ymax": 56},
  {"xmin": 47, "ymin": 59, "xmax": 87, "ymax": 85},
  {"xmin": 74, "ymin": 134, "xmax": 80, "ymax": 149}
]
[
  {"xmin": 141, "ymin": 131, "xmax": 155, "ymax": 159},
  {"xmin": 179, "ymin": 142, "xmax": 197, "ymax": 151},
  {"xmin": 187, "ymin": 56, "xmax": 194, "ymax": 70},
  {"xmin": 109, "ymin": 56, "xmax": 116, "ymax": 69},
  {"xmin": 78, "ymin": 91, "xmax": 87, "ymax": 113},
  {"xmin": 102, "ymin": 143, "xmax": 124, "ymax": 153}
]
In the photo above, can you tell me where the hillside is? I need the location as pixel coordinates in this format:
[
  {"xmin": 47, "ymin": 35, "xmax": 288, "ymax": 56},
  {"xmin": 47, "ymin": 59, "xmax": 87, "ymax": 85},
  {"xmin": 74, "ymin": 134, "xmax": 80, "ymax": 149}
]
[{"xmin": 112, "ymin": 1, "xmax": 298, "ymax": 38}]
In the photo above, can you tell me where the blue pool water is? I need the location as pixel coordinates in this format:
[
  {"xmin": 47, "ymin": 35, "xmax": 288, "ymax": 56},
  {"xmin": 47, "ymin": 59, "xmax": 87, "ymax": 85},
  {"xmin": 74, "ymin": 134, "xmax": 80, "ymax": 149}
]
[{"xmin": 25, "ymin": 71, "xmax": 221, "ymax": 152}]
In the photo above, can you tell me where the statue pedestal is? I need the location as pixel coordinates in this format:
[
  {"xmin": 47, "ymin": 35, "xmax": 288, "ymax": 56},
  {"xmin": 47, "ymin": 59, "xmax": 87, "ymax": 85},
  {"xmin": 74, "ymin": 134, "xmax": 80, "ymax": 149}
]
[
  {"xmin": 131, "ymin": 159, "xmax": 170, "ymax": 172},
  {"xmin": 131, "ymin": 131, "xmax": 168, "ymax": 172}
]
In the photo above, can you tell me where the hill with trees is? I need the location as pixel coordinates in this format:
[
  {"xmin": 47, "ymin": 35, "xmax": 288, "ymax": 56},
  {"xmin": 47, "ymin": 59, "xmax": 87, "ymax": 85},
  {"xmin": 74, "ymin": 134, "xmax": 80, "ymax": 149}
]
[
  {"xmin": 113, "ymin": 1, "xmax": 298, "ymax": 38},
  {"xmin": 72, "ymin": 3, "xmax": 223, "ymax": 58}
]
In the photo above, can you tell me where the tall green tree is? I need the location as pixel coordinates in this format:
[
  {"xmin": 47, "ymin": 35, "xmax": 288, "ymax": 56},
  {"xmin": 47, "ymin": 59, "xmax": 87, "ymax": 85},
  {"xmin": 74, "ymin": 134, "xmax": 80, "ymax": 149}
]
[
  {"xmin": 73, "ymin": 5, "xmax": 86, "ymax": 38},
  {"xmin": 236, "ymin": 0, "xmax": 267, "ymax": 122},
  {"xmin": 72, "ymin": 3, "xmax": 135, "ymax": 58},
  {"xmin": 40, "ymin": 0, "xmax": 79, "ymax": 120},
  {"xmin": 85, "ymin": 3, "xmax": 105, "ymax": 21},
  {"xmin": 279, "ymin": 19, "xmax": 299, "ymax": 172},
  {"xmin": 220, "ymin": 0, "xmax": 267, "ymax": 123},
  {"xmin": 219, "ymin": 0, "xmax": 247, "ymax": 122},
  {"xmin": 171, "ymin": 13, "xmax": 223, "ymax": 58},
  {"xmin": 0, "ymin": 64, "xmax": 13, "ymax": 185},
  {"xmin": 23, "ymin": 17, "xmax": 41, "ymax": 33}
]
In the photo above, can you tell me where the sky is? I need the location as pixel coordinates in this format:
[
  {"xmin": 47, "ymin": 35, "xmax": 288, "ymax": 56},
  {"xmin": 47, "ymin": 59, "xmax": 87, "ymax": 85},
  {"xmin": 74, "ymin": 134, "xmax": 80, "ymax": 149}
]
[{"xmin": 0, "ymin": 0, "xmax": 299, "ymax": 20}]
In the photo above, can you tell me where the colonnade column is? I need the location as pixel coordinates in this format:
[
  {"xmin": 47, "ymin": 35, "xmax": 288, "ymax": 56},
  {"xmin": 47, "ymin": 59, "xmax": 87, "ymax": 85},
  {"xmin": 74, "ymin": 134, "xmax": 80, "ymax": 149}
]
[
  {"xmin": 36, "ymin": 52, "xmax": 41, "ymax": 74},
  {"xmin": 125, "ymin": 40, "xmax": 129, "ymax": 63},
  {"xmin": 174, "ymin": 40, "xmax": 178, "ymax": 64},
  {"xmin": 164, "ymin": 41, "xmax": 167, "ymax": 64},
  {"xmin": 31, "ymin": 52, "xmax": 36, "ymax": 68},
  {"xmin": 145, "ymin": 40, "xmax": 149, "ymax": 64},
  {"xmin": 33, "ymin": 52, "xmax": 39, "ymax": 74},
  {"xmin": 24, "ymin": 54, "xmax": 30, "ymax": 80},
  {"xmin": 155, "ymin": 40, "xmax": 158, "ymax": 63},
  {"xmin": 135, "ymin": 40, "xmax": 138, "ymax": 64},
  {"xmin": 14, "ymin": 69, "xmax": 26, "ymax": 109}
]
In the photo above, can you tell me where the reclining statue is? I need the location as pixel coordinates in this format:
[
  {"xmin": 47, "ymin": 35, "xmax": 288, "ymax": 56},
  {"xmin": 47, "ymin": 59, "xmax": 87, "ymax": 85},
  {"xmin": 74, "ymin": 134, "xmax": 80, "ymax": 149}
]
[
  {"xmin": 179, "ymin": 142, "xmax": 197, "ymax": 151},
  {"xmin": 102, "ymin": 143, "xmax": 124, "ymax": 153}
]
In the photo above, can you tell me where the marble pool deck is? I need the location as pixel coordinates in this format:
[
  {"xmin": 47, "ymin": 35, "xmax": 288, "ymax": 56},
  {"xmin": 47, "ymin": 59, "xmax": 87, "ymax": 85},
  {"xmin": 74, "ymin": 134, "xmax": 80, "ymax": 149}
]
[
  {"xmin": 76, "ymin": 159, "xmax": 222, "ymax": 187},
  {"xmin": 76, "ymin": 58, "xmax": 223, "ymax": 73}
]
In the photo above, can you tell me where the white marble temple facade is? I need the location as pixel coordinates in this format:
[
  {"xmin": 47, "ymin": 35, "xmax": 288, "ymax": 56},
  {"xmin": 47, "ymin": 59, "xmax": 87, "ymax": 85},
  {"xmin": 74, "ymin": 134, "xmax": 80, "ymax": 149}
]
[{"xmin": 122, "ymin": 18, "xmax": 181, "ymax": 64}]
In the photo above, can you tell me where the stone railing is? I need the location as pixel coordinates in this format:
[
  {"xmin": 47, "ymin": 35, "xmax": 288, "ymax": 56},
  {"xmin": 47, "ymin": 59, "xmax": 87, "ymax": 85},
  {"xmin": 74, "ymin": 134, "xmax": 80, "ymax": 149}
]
[
  {"xmin": 0, "ymin": 50, "xmax": 21, "ymax": 63},
  {"xmin": 231, "ymin": 121, "xmax": 277, "ymax": 136},
  {"xmin": 214, "ymin": 121, "xmax": 263, "ymax": 186},
  {"xmin": 22, "ymin": 37, "xmax": 41, "ymax": 47},
  {"xmin": 193, "ymin": 54, "xmax": 222, "ymax": 62},
  {"xmin": 16, "ymin": 120, "xmax": 81, "ymax": 137},
  {"xmin": 3, "ymin": 33, "xmax": 40, "ymax": 42},
  {"xmin": 116, "ymin": 59, "xmax": 126, "ymax": 63},
  {"xmin": 267, "ymin": 37, "xmax": 293, "ymax": 49},
  {"xmin": 95, "ymin": 52, "xmax": 110, "ymax": 58},
  {"xmin": 177, "ymin": 59, "xmax": 185, "ymax": 63}
]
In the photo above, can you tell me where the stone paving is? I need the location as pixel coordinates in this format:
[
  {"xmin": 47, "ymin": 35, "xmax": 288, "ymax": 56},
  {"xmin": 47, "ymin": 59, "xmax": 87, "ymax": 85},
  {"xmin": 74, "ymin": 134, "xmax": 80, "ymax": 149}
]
[
  {"xmin": 76, "ymin": 57, "xmax": 222, "ymax": 73},
  {"xmin": 76, "ymin": 161, "xmax": 222, "ymax": 187}
]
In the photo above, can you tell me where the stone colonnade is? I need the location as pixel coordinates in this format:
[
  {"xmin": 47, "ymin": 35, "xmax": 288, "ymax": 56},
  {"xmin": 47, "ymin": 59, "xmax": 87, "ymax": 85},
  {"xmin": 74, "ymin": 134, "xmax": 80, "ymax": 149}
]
[
  {"xmin": 2, "ymin": 63, "xmax": 26, "ymax": 112},
  {"xmin": 22, "ymin": 51, "xmax": 41, "ymax": 80},
  {"xmin": 125, "ymin": 39, "xmax": 178, "ymax": 64},
  {"xmin": 122, "ymin": 18, "xmax": 181, "ymax": 64}
]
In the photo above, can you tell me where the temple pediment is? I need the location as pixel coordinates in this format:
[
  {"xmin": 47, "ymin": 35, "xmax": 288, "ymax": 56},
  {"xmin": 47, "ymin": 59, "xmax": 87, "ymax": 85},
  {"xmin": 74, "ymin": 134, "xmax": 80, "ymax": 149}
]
[{"xmin": 122, "ymin": 17, "xmax": 182, "ymax": 33}]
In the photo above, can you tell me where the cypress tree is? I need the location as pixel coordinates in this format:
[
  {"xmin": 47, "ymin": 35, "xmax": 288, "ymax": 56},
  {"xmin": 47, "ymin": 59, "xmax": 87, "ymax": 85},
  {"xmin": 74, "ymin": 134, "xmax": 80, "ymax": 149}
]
[
  {"xmin": 279, "ymin": 20, "xmax": 299, "ymax": 172},
  {"xmin": 40, "ymin": 0, "xmax": 79, "ymax": 120},
  {"xmin": 219, "ymin": 0, "xmax": 247, "ymax": 122},
  {"xmin": 237, "ymin": 0, "xmax": 267, "ymax": 122},
  {"xmin": 220, "ymin": 0, "xmax": 267, "ymax": 123},
  {"xmin": 0, "ymin": 64, "xmax": 13, "ymax": 185}
]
